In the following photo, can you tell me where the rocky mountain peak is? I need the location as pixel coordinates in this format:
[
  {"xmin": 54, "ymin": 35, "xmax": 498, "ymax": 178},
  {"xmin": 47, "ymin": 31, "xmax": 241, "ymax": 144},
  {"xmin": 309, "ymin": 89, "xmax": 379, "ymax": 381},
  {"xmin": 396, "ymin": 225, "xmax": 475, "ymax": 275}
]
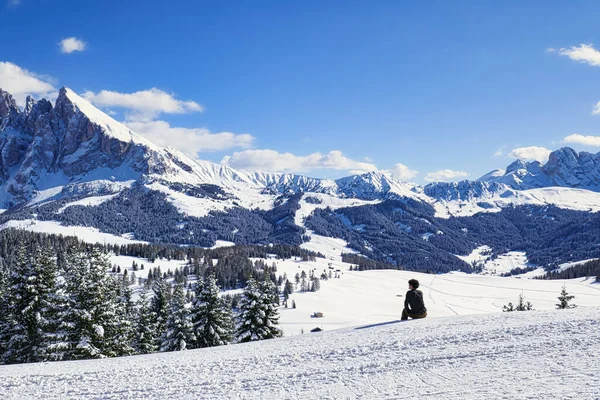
[
  {"xmin": 479, "ymin": 147, "xmax": 600, "ymax": 191},
  {"xmin": 0, "ymin": 88, "xmax": 20, "ymax": 127}
]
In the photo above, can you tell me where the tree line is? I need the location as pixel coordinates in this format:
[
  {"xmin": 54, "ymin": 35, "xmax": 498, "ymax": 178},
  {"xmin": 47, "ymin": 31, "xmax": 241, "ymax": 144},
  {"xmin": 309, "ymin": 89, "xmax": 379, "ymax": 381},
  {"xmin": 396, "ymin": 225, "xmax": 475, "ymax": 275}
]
[{"xmin": 0, "ymin": 244, "xmax": 283, "ymax": 365}]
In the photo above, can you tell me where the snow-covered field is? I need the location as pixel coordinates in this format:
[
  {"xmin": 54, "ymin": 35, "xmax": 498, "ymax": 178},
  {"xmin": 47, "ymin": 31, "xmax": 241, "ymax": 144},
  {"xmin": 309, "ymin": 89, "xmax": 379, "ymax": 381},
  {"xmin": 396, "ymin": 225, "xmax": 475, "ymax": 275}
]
[
  {"xmin": 1, "ymin": 307, "xmax": 598, "ymax": 399},
  {"xmin": 275, "ymin": 258, "xmax": 600, "ymax": 336}
]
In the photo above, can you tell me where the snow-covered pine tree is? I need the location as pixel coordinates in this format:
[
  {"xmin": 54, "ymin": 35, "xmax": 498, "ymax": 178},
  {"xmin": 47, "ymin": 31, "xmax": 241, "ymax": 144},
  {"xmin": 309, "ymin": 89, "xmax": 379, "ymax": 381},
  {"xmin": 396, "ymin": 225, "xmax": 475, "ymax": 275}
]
[
  {"xmin": 236, "ymin": 278, "xmax": 283, "ymax": 343},
  {"xmin": 556, "ymin": 285, "xmax": 576, "ymax": 309},
  {"xmin": 2, "ymin": 244, "xmax": 34, "ymax": 364},
  {"xmin": 104, "ymin": 274, "xmax": 136, "ymax": 357},
  {"xmin": 134, "ymin": 287, "xmax": 159, "ymax": 354},
  {"xmin": 161, "ymin": 284, "xmax": 195, "ymax": 352},
  {"xmin": 63, "ymin": 249, "xmax": 134, "ymax": 360},
  {"xmin": 32, "ymin": 247, "xmax": 69, "ymax": 362},
  {"xmin": 0, "ymin": 258, "xmax": 10, "ymax": 363},
  {"xmin": 2, "ymin": 245, "xmax": 62, "ymax": 364},
  {"xmin": 151, "ymin": 278, "xmax": 171, "ymax": 340},
  {"xmin": 190, "ymin": 276, "xmax": 233, "ymax": 348}
]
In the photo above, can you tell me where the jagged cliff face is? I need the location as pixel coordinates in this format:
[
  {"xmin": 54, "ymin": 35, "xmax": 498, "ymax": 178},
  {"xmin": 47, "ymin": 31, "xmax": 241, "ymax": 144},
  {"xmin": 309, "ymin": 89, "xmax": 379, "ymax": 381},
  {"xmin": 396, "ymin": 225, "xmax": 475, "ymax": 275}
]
[
  {"xmin": 0, "ymin": 87, "xmax": 207, "ymax": 206},
  {"xmin": 478, "ymin": 148, "xmax": 600, "ymax": 191}
]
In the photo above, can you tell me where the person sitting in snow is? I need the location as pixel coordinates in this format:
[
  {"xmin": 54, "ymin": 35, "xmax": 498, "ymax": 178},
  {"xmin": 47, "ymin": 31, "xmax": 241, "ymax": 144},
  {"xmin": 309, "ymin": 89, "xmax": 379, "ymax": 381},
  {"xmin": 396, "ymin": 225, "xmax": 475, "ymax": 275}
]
[{"xmin": 401, "ymin": 279, "xmax": 427, "ymax": 320}]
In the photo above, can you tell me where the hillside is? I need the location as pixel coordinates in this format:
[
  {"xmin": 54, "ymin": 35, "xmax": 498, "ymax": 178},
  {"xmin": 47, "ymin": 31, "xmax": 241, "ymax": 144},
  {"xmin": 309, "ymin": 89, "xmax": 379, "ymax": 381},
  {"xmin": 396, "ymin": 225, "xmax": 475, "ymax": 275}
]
[{"xmin": 0, "ymin": 307, "xmax": 598, "ymax": 399}]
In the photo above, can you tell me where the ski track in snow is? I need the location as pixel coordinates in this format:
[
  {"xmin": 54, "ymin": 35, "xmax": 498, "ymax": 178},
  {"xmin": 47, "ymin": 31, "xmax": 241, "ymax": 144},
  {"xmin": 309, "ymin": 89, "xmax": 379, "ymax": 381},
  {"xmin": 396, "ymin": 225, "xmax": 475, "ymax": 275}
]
[{"xmin": 0, "ymin": 308, "xmax": 598, "ymax": 399}]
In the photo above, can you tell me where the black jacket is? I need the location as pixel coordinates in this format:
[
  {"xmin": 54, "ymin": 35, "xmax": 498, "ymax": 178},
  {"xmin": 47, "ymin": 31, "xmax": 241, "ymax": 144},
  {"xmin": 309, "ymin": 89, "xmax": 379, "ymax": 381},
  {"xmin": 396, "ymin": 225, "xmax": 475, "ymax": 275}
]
[{"xmin": 404, "ymin": 289, "xmax": 427, "ymax": 314}]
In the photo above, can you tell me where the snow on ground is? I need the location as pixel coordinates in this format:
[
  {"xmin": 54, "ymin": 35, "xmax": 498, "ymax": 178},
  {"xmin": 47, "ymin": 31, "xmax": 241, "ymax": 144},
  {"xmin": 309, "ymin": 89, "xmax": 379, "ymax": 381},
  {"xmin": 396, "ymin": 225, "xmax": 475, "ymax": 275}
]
[
  {"xmin": 296, "ymin": 193, "xmax": 371, "ymax": 261},
  {"xmin": 433, "ymin": 186, "xmax": 600, "ymax": 218},
  {"xmin": 0, "ymin": 219, "xmax": 147, "ymax": 245},
  {"xmin": 480, "ymin": 251, "xmax": 532, "ymax": 275},
  {"xmin": 1, "ymin": 307, "xmax": 598, "ymax": 399},
  {"xmin": 57, "ymin": 194, "xmax": 119, "ymax": 213},
  {"xmin": 108, "ymin": 255, "xmax": 189, "ymax": 279},
  {"xmin": 456, "ymin": 245, "xmax": 492, "ymax": 266},
  {"xmin": 276, "ymin": 195, "xmax": 600, "ymax": 335},
  {"xmin": 276, "ymin": 258, "xmax": 600, "ymax": 336},
  {"xmin": 211, "ymin": 240, "xmax": 235, "ymax": 249}
]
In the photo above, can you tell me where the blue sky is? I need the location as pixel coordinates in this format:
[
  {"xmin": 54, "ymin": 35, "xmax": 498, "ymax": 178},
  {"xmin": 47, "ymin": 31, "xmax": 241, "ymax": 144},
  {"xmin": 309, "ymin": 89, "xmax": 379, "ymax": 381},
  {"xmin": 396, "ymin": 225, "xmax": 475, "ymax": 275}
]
[{"xmin": 3, "ymin": 0, "xmax": 600, "ymax": 183}]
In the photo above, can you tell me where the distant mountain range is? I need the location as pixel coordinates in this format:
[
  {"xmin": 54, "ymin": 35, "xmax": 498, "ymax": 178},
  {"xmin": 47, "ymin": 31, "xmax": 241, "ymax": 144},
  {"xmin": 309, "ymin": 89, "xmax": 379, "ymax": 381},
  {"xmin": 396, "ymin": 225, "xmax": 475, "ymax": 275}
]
[{"xmin": 2, "ymin": 86, "xmax": 600, "ymax": 272}]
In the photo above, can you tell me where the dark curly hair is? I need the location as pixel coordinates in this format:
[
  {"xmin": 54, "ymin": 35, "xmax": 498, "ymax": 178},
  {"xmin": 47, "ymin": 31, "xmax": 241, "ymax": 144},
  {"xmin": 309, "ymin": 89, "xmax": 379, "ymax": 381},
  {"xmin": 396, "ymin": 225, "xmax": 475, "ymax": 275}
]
[{"xmin": 408, "ymin": 279, "xmax": 420, "ymax": 289}]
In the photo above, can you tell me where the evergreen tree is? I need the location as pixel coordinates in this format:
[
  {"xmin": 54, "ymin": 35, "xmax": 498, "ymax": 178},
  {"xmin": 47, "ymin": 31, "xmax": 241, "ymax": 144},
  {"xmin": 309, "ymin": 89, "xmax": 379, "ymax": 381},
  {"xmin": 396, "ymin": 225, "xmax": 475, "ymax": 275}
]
[
  {"xmin": 515, "ymin": 293, "xmax": 534, "ymax": 311},
  {"xmin": 104, "ymin": 275, "xmax": 136, "ymax": 357},
  {"xmin": 0, "ymin": 258, "xmax": 11, "ymax": 363},
  {"xmin": 151, "ymin": 278, "xmax": 171, "ymax": 340},
  {"xmin": 161, "ymin": 284, "xmax": 195, "ymax": 352},
  {"xmin": 190, "ymin": 276, "xmax": 233, "ymax": 348},
  {"xmin": 556, "ymin": 285, "xmax": 576, "ymax": 309},
  {"xmin": 503, "ymin": 293, "xmax": 533, "ymax": 312},
  {"xmin": 34, "ymin": 247, "xmax": 69, "ymax": 362},
  {"xmin": 3, "ymin": 245, "xmax": 62, "ymax": 364},
  {"xmin": 63, "ymin": 249, "xmax": 133, "ymax": 359},
  {"xmin": 133, "ymin": 287, "xmax": 159, "ymax": 354},
  {"xmin": 236, "ymin": 278, "xmax": 283, "ymax": 343}
]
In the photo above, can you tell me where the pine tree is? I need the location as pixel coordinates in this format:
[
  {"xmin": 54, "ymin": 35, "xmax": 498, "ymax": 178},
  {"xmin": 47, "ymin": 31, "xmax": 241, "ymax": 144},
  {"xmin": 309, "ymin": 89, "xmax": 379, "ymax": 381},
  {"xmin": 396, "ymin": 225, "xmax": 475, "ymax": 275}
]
[
  {"xmin": 134, "ymin": 288, "xmax": 159, "ymax": 354},
  {"xmin": 190, "ymin": 276, "xmax": 233, "ymax": 349},
  {"xmin": 33, "ymin": 247, "xmax": 69, "ymax": 362},
  {"xmin": 504, "ymin": 293, "xmax": 533, "ymax": 312},
  {"xmin": 556, "ymin": 285, "xmax": 576, "ymax": 309},
  {"xmin": 104, "ymin": 274, "xmax": 136, "ymax": 357},
  {"xmin": 236, "ymin": 278, "xmax": 283, "ymax": 343},
  {"xmin": 161, "ymin": 284, "xmax": 195, "ymax": 352},
  {"xmin": 63, "ymin": 249, "xmax": 134, "ymax": 360},
  {"xmin": 0, "ymin": 259, "xmax": 11, "ymax": 363},
  {"xmin": 3, "ymin": 245, "xmax": 62, "ymax": 364},
  {"xmin": 515, "ymin": 293, "xmax": 533, "ymax": 311},
  {"xmin": 150, "ymin": 278, "xmax": 171, "ymax": 340}
]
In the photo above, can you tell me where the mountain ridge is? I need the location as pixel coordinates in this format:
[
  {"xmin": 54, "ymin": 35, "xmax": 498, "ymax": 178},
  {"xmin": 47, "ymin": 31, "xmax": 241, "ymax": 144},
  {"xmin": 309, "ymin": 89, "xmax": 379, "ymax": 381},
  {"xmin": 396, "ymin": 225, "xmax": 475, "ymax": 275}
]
[{"xmin": 3, "ymin": 87, "xmax": 600, "ymax": 273}]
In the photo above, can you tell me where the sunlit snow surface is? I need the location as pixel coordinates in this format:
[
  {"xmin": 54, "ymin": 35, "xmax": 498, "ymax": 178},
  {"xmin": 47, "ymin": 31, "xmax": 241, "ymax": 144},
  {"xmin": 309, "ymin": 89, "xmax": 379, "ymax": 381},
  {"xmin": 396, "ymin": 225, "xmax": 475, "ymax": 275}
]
[{"xmin": 0, "ymin": 308, "xmax": 598, "ymax": 399}]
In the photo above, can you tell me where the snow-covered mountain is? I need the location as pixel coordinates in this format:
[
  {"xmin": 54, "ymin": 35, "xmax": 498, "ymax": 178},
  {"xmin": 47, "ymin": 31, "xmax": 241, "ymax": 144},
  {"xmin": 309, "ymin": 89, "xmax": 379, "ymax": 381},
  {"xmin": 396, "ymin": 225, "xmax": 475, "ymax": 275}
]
[
  {"xmin": 0, "ymin": 86, "xmax": 430, "ymax": 212},
  {"xmin": 478, "ymin": 147, "xmax": 600, "ymax": 191},
  {"xmin": 4, "ymin": 86, "xmax": 600, "ymax": 270},
  {"xmin": 3, "ymin": 85, "xmax": 600, "ymax": 216}
]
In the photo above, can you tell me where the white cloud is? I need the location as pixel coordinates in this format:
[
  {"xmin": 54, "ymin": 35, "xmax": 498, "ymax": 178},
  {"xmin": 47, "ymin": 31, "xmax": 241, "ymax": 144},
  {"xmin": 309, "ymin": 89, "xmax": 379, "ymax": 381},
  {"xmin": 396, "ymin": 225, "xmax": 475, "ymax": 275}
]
[
  {"xmin": 126, "ymin": 120, "xmax": 254, "ymax": 154},
  {"xmin": 509, "ymin": 146, "xmax": 552, "ymax": 162},
  {"xmin": 221, "ymin": 149, "xmax": 378, "ymax": 174},
  {"xmin": 0, "ymin": 61, "xmax": 56, "ymax": 106},
  {"xmin": 388, "ymin": 163, "xmax": 419, "ymax": 181},
  {"xmin": 493, "ymin": 146, "xmax": 506, "ymax": 158},
  {"xmin": 563, "ymin": 133, "xmax": 600, "ymax": 147},
  {"xmin": 424, "ymin": 169, "xmax": 468, "ymax": 183},
  {"xmin": 591, "ymin": 101, "xmax": 600, "ymax": 115},
  {"xmin": 552, "ymin": 43, "xmax": 600, "ymax": 67},
  {"xmin": 83, "ymin": 88, "xmax": 202, "ymax": 121},
  {"xmin": 59, "ymin": 37, "xmax": 87, "ymax": 54}
]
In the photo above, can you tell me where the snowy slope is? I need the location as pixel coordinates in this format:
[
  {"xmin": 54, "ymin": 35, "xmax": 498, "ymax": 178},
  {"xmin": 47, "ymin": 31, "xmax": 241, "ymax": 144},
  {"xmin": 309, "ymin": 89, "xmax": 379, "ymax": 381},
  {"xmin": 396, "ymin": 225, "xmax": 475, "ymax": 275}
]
[
  {"xmin": 275, "ymin": 259, "xmax": 600, "ymax": 335},
  {"xmin": 432, "ymin": 185, "xmax": 600, "ymax": 218},
  {"xmin": 0, "ymin": 219, "xmax": 147, "ymax": 245},
  {"xmin": 1, "ymin": 307, "xmax": 598, "ymax": 399}
]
